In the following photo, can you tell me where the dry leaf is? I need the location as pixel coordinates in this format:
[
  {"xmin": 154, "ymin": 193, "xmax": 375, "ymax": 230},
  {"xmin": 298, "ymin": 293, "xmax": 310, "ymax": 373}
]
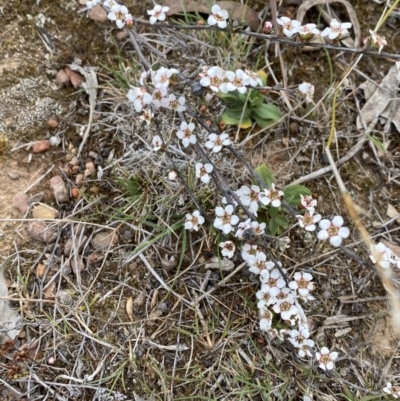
[
  {"xmin": 161, "ymin": 0, "xmax": 261, "ymax": 31},
  {"xmin": 126, "ymin": 297, "xmax": 133, "ymax": 322},
  {"xmin": 387, "ymin": 204, "xmax": 400, "ymax": 224},
  {"xmin": 0, "ymin": 265, "xmax": 21, "ymax": 344}
]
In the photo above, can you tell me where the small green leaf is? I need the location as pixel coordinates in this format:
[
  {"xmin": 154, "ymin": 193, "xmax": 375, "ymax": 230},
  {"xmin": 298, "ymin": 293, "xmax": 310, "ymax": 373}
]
[
  {"xmin": 221, "ymin": 111, "xmax": 252, "ymax": 128},
  {"xmin": 252, "ymin": 103, "xmax": 281, "ymax": 121},
  {"xmin": 224, "ymin": 106, "xmax": 252, "ymax": 120},
  {"xmin": 218, "ymin": 92, "xmax": 247, "ymax": 105},
  {"xmin": 284, "ymin": 184, "xmax": 312, "ymax": 205},
  {"xmin": 252, "ymin": 114, "xmax": 276, "ymax": 128},
  {"xmin": 269, "ymin": 215, "xmax": 289, "ymax": 236},
  {"xmin": 254, "ymin": 164, "xmax": 274, "ymax": 187}
]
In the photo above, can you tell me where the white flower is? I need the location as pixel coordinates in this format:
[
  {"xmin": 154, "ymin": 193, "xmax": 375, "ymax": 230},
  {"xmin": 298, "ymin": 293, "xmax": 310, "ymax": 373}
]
[
  {"xmin": 383, "ymin": 382, "xmax": 400, "ymax": 398},
  {"xmin": 236, "ymin": 185, "xmax": 261, "ymax": 215},
  {"xmin": 204, "ymin": 133, "xmax": 231, "ymax": 153},
  {"xmin": 184, "ymin": 210, "xmax": 205, "ymax": 231},
  {"xmin": 241, "ymin": 243, "xmax": 258, "ymax": 264},
  {"xmin": 296, "ymin": 210, "xmax": 321, "ymax": 231},
  {"xmin": 317, "ymin": 216, "xmax": 350, "ymax": 247},
  {"xmin": 259, "ymin": 307, "xmax": 273, "ymax": 331},
  {"xmin": 176, "ymin": 122, "xmax": 196, "ymax": 148},
  {"xmin": 260, "ymin": 184, "xmax": 284, "ymax": 207},
  {"xmin": 199, "ymin": 66, "xmax": 225, "ymax": 92},
  {"xmin": 298, "ymin": 23, "xmax": 320, "ymax": 40},
  {"xmin": 195, "ymin": 163, "xmax": 213, "ymax": 184},
  {"xmin": 287, "ymin": 328, "xmax": 315, "ymax": 358},
  {"xmin": 127, "ymin": 87, "xmax": 153, "ymax": 112},
  {"xmin": 151, "ymin": 87, "xmax": 168, "ymax": 108},
  {"xmin": 369, "ymin": 30, "xmax": 387, "ymax": 53},
  {"xmin": 153, "ymin": 67, "xmax": 179, "ymax": 89},
  {"xmin": 220, "ymin": 241, "xmax": 236, "ymax": 258},
  {"xmin": 214, "ymin": 204, "xmax": 239, "ymax": 234},
  {"xmin": 103, "ymin": 0, "xmax": 117, "ymax": 7},
  {"xmin": 168, "ymin": 170, "xmax": 177, "ymax": 180},
  {"xmin": 300, "ymin": 194, "xmax": 317, "ymax": 212},
  {"xmin": 108, "ymin": 4, "xmax": 130, "ymax": 29},
  {"xmin": 248, "ymin": 251, "xmax": 274, "ymax": 275},
  {"xmin": 299, "ymin": 82, "xmax": 315, "ymax": 103},
  {"xmin": 138, "ymin": 109, "xmax": 154, "ymax": 125},
  {"xmin": 207, "ymin": 5, "xmax": 229, "ymax": 29},
  {"xmin": 289, "ymin": 272, "xmax": 314, "ymax": 299},
  {"xmin": 152, "ymin": 135, "xmax": 163, "ymax": 151},
  {"xmin": 316, "ymin": 347, "xmax": 338, "ymax": 371},
  {"xmin": 147, "ymin": 4, "xmax": 169, "ymax": 25},
  {"xmin": 221, "ymin": 69, "xmax": 250, "ymax": 94},
  {"xmin": 260, "ymin": 268, "xmax": 286, "ymax": 297},
  {"xmin": 277, "ymin": 16, "xmax": 301, "ymax": 37},
  {"xmin": 86, "ymin": 0, "xmax": 101, "ymax": 9},
  {"xmin": 321, "ymin": 19, "xmax": 352, "ymax": 40},
  {"xmin": 256, "ymin": 288, "xmax": 276, "ymax": 308},
  {"xmin": 272, "ymin": 291, "xmax": 298, "ymax": 321},
  {"xmin": 235, "ymin": 218, "xmax": 265, "ymax": 239},
  {"xmin": 245, "ymin": 69, "xmax": 263, "ymax": 87},
  {"xmin": 369, "ymin": 242, "xmax": 392, "ymax": 269},
  {"xmin": 161, "ymin": 94, "xmax": 186, "ymax": 112},
  {"xmin": 139, "ymin": 69, "xmax": 155, "ymax": 86}
]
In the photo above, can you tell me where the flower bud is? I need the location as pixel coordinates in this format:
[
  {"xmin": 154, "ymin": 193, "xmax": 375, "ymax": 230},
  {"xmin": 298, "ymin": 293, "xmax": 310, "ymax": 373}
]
[{"xmin": 263, "ymin": 21, "xmax": 273, "ymax": 34}]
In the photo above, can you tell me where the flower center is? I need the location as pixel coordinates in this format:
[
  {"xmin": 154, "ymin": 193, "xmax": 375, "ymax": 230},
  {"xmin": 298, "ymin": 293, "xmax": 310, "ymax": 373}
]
[{"xmin": 327, "ymin": 226, "xmax": 339, "ymax": 237}]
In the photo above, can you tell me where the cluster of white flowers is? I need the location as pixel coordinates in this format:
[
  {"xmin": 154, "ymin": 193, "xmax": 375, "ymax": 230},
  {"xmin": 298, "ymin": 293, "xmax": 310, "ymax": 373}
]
[
  {"xmin": 369, "ymin": 242, "xmax": 400, "ymax": 270},
  {"xmin": 199, "ymin": 66, "xmax": 263, "ymax": 94},
  {"xmin": 384, "ymin": 382, "xmax": 400, "ymax": 399}
]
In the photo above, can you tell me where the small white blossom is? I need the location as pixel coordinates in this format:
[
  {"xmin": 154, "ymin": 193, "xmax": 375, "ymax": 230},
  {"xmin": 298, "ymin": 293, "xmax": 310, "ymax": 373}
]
[
  {"xmin": 222, "ymin": 69, "xmax": 250, "ymax": 94},
  {"xmin": 317, "ymin": 216, "xmax": 350, "ymax": 247},
  {"xmin": 272, "ymin": 290, "xmax": 298, "ymax": 321},
  {"xmin": 277, "ymin": 16, "xmax": 301, "ymax": 37},
  {"xmin": 103, "ymin": 0, "xmax": 117, "ymax": 7},
  {"xmin": 245, "ymin": 69, "xmax": 263, "ymax": 87},
  {"xmin": 199, "ymin": 66, "xmax": 225, "ymax": 92},
  {"xmin": 138, "ymin": 109, "xmax": 154, "ymax": 126},
  {"xmin": 205, "ymin": 133, "xmax": 231, "ymax": 153},
  {"xmin": 316, "ymin": 347, "xmax": 338, "ymax": 371},
  {"xmin": 184, "ymin": 210, "xmax": 205, "ymax": 231},
  {"xmin": 256, "ymin": 288, "xmax": 276, "ymax": 308},
  {"xmin": 207, "ymin": 5, "xmax": 229, "ymax": 29},
  {"xmin": 369, "ymin": 242, "xmax": 392, "ymax": 269},
  {"xmin": 287, "ymin": 328, "xmax": 315, "ymax": 357},
  {"xmin": 299, "ymin": 82, "xmax": 315, "ymax": 103},
  {"xmin": 260, "ymin": 268, "xmax": 286, "ymax": 297},
  {"xmin": 383, "ymin": 382, "xmax": 400, "ymax": 398},
  {"xmin": 300, "ymin": 194, "xmax": 317, "ymax": 212},
  {"xmin": 139, "ymin": 69, "xmax": 155, "ymax": 86},
  {"xmin": 236, "ymin": 185, "xmax": 261, "ymax": 215},
  {"xmin": 147, "ymin": 4, "xmax": 169, "ymax": 25},
  {"xmin": 127, "ymin": 87, "xmax": 153, "ymax": 112},
  {"xmin": 176, "ymin": 122, "xmax": 196, "ymax": 148},
  {"xmin": 168, "ymin": 170, "xmax": 177, "ymax": 180},
  {"xmin": 108, "ymin": 4, "xmax": 130, "ymax": 29},
  {"xmin": 321, "ymin": 19, "xmax": 352, "ymax": 41},
  {"xmin": 235, "ymin": 218, "xmax": 265, "ymax": 239},
  {"xmin": 86, "ymin": 0, "xmax": 101, "ymax": 9},
  {"xmin": 248, "ymin": 251, "xmax": 274, "ymax": 275},
  {"xmin": 289, "ymin": 272, "xmax": 314, "ymax": 299},
  {"xmin": 152, "ymin": 135, "xmax": 163, "ymax": 151},
  {"xmin": 161, "ymin": 94, "xmax": 186, "ymax": 112},
  {"xmin": 220, "ymin": 241, "xmax": 236, "ymax": 258},
  {"xmin": 298, "ymin": 23, "xmax": 320, "ymax": 40},
  {"xmin": 214, "ymin": 204, "xmax": 239, "ymax": 234},
  {"xmin": 241, "ymin": 244, "xmax": 258, "ymax": 264},
  {"xmin": 151, "ymin": 87, "xmax": 168, "ymax": 108},
  {"xmin": 259, "ymin": 307, "xmax": 273, "ymax": 331},
  {"xmin": 260, "ymin": 184, "xmax": 284, "ymax": 207},
  {"xmin": 195, "ymin": 163, "xmax": 213, "ymax": 184},
  {"xmin": 369, "ymin": 30, "xmax": 387, "ymax": 53},
  {"xmin": 153, "ymin": 67, "xmax": 179, "ymax": 89},
  {"xmin": 296, "ymin": 210, "xmax": 321, "ymax": 232}
]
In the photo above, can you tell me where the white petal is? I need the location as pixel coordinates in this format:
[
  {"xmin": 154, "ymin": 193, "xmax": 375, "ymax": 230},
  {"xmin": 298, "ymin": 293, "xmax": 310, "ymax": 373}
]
[
  {"xmin": 331, "ymin": 215, "xmax": 344, "ymax": 227},
  {"xmin": 330, "ymin": 236, "xmax": 342, "ymax": 247},
  {"xmin": 338, "ymin": 226, "xmax": 350, "ymax": 238}
]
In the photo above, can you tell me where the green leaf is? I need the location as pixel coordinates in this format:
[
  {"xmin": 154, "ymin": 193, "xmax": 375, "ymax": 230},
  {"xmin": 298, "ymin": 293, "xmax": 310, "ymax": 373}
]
[
  {"xmin": 224, "ymin": 106, "xmax": 252, "ymax": 120},
  {"xmin": 218, "ymin": 91, "xmax": 247, "ymax": 105},
  {"xmin": 252, "ymin": 103, "xmax": 281, "ymax": 121},
  {"xmin": 221, "ymin": 111, "xmax": 252, "ymax": 128},
  {"xmin": 254, "ymin": 164, "xmax": 274, "ymax": 187},
  {"xmin": 283, "ymin": 184, "xmax": 312, "ymax": 205},
  {"xmin": 269, "ymin": 215, "xmax": 289, "ymax": 236},
  {"xmin": 252, "ymin": 114, "xmax": 276, "ymax": 128}
]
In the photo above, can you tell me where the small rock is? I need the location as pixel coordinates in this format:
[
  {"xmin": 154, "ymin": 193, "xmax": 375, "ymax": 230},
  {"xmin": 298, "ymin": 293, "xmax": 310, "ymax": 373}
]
[
  {"xmin": 55, "ymin": 69, "xmax": 70, "ymax": 85},
  {"xmin": 64, "ymin": 235, "xmax": 88, "ymax": 256},
  {"xmin": 69, "ymin": 156, "xmax": 79, "ymax": 166},
  {"xmin": 32, "ymin": 140, "xmax": 50, "ymax": 153},
  {"xmin": 84, "ymin": 161, "xmax": 96, "ymax": 177},
  {"xmin": 50, "ymin": 175, "xmax": 69, "ymax": 202},
  {"xmin": 13, "ymin": 192, "xmax": 29, "ymax": 214},
  {"xmin": 70, "ymin": 256, "xmax": 85, "ymax": 274},
  {"xmin": 116, "ymin": 31, "xmax": 128, "ymax": 40},
  {"xmin": 75, "ymin": 174, "xmax": 84, "ymax": 186},
  {"xmin": 36, "ymin": 263, "xmax": 46, "ymax": 277},
  {"xmin": 87, "ymin": 252, "xmax": 104, "ymax": 266},
  {"xmin": 50, "ymin": 136, "xmax": 61, "ymax": 147},
  {"xmin": 47, "ymin": 117, "xmax": 59, "ymax": 128},
  {"xmin": 71, "ymin": 187, "xmax": 80, "ymax": 199},
  {"xmin": 64, "ymin": 67, "xmax": 85, "ymax": 89},
  {"xmin": 28, "ymin": 221, "xmax": 58, "ymax": 243},
  {"xmin": 89, "ymin": 4, "xmax": 108, "ymax": 22},
  {"xmin": 18, "ymin": 330, "xmax": 26, "ymax": 339},
  {"xmin": 44, "ymin": 282, "xmax": 56, "ymax": 299},
  {"xmin": 32, "ymin": 204, "xmax": 59, "ymax": 219},
  {"xmin": 92, "ymin": 231, "xmax": 119, "ymax": 249},
  {"xmin": 8, "ymin": 172, "xmax": 20, "ymax": 180},
  {"xmin": 88, "ymin": 151, "xmax": 99, "ymax": 159},
  {"xmin": 28, "ymin": 192, "xmax": 45, "ymax": 204},
  {"xmin": 89, "ymin": 186, "xmax": 100, "ymax": 194}
]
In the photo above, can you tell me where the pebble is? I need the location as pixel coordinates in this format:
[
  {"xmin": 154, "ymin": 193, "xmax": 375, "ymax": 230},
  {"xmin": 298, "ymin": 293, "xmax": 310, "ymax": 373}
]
[
  {"xmin": 55, "ymin": 69, "xmax": 69, "ymax": 85},
  {"xmin": 32, "ymin": 140, "xmax": 50, "ymax": 153},
  {"xmin": 50, "ymin": 136, "xmax": 61, "ymax": 147},
  {"xmin": 71, "ymin": 187, "xmax": 80, "ymax": 199},
  {"xmin": 28, "ymin": 221, "xmax": 58, "ymax": 243},
  {"xmin": 70, "ymin": 256, "xmax": 85, "ymax": 274},
  {"xmin": 28, "ymin": 192, "xmax": 45, "ymax": 204},
  {"xmin": 64, "ymin": 67, "xmax": 85, "ymax": 89},
  {"xmin": 32, "ymin": 204, "xmax": 59, "ymax": 219},
  {"xmin": 89, "ymin": 5, "xmax": 108, "ymax": 22},
  {"xmin": 64, "ymin": 235, "xmax": 88, "ymax": 256},
  {"xmin": 88, "ymin": 151, "xmax": 99, "ymax": 159},
  {"xmin": 84, "ymin": 161, "xmax": 96, "ymax": 177},
  {"xmin": 92, "ymin": 231, "xmax": 119, "ymax": 249},
  {"xmin": 8, "ymin": 172, "xmax": 20, "ymax": 180},
  {"xmin": 47, "ymin": 117, "xmax": 59, "ymax": 128},
  {"xmin": 36, "ymin": 263, "xmax": 46, "ymax": 277},
  {"xmin": 75, "ymin": 174, "xmax": 84, "ymax": 186},
  {"xmin": 87, "ymin": 252, "xmax": 104, "ymax": 266},
  {"xmin": 50, "ymin": 175, "xmax": 69, "ymax": 203},
  {"xmin": 12, "ymin": 192, "xmax": 29, "ymax": 214}
]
